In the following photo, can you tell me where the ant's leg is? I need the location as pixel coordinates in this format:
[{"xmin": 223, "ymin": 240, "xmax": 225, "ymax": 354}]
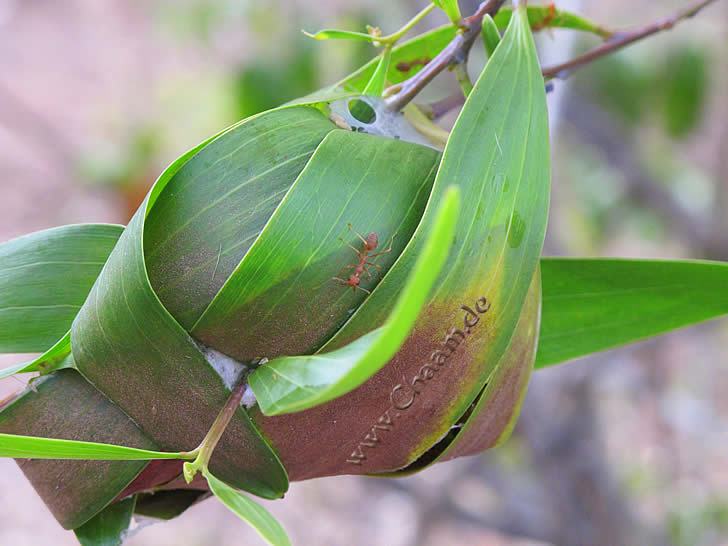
[
  {"xmin": 339, "ymin": 236, "xmax": 362, "ymax": 256},
  {"xmin": 347, "ymin": 223, "xmax": 369, "ymax": 247},
  {"xmin": 354, "ymin": 284, "xmax": 371, "ymax": 294},
  {"xmin": 332, "ymin": 277, "xmax": 349, "ymax": 286},
  {"xmin": 369, "ymin": 235, "xmax": 395, "ymax": 260},
  {"xmin": 365, "ymin": 261, "xmax": 383, "ymax": 271}
]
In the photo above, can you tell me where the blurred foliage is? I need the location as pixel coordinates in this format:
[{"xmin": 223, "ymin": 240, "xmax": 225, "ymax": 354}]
[
  {"xmin": 660, "ymin": 46, "xmax": 709, "ymax": 138},
  {"xmin": 233, "ymin": 44, "xmax": 318, "ymax": 118},
  {"xmin": 582, "ymin": 44, "xmax": 709, "ymax": 139},
  {"xmin": 667, "ymin": 496, "xmax": 728, "ymax": 546},
  {"xmin": 79, "ymin": 0, "xmax": 378, "ymax": 215},
  {"xmin": 79, "ymin": 127, "xmax": 159, "ymax": 191},
  {"xmin": 586, "ymin": 53, "xmax": 651, "ymax": 125}
]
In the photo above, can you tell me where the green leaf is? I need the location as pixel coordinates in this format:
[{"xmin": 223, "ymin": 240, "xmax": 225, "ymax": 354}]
[
  {"xmin": 362, "ymin": 46, "xmax": 392, "ymax": 96},
  {"xmin": 303, "ymin": 29, "xmax": 379, "ymax": 42},
  {"xmin": 192, "ymin": 129, "xmax": 440, "ymax": 362},
  {"xmin": 205, "ymin": 471, "xmax": 291, "ymax": 546},
  {"xmin": 145, "ymin": 107, "xmax": 336, "ymax": 328},
  {"xmin": 74, "ymin": 497, "xmax": 136, "ymax": 546},
  {"xmin": 660, "ymin": 46, "xmax": 708, "ymax": 138},
  {"xmin": 537, "ymin": 258, "xmax": 728, "ymax": 367},
  {"xmin": 0, "ymin": 432, "xmax": 182, "ymax": 461},
  {"xmin": 0, "ymin": 223, "xmax": 123, "ymax": 353},
  {"xmin": 481, "ymin": 14, "xmax": 501, "ymax": 57},
  {"xmin": 0, "ymin": 332, "xmax": 74, "ymax": 380},
  {"xmin": 249, "ymin": 187, "xmax": 460, "ymax": 416},
  {"xmin": 494, "ymin": 6, "xmax": 612, "ymax": 38},
  {"xmin": 433, "ymin": 0, "xmax": 461, "ymax": 24}
]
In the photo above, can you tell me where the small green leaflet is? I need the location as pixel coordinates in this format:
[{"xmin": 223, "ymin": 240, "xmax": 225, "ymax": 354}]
[
  {"xmin": 537, "ymin": 258, "xmax": 728, "ymax": 367},
  {"xmin": 0, "ymin": 331, "xmax": 74, "ymax": 380},
  {"xmin": 249, "ymin": 186, "xmax": 460, "ymax": 416},
  {"xmin": 74, "ymin": 497, "xmax": 136, "ymax": 546},
  {"xmin": 362, "ymin": 46, "xmax": 392, "ymax": 96},
  {"xmin": 205, "ymin": 470, "xmax": 291, "ymax": 546},
  {"xmin": 494, "ymin": 5, "xmax": 612, "ymax": 38},
  {"xmin": 481, "ymin": 14, "xmax": 501, "ymax": 57},
  {"xmin": 433, "ymin": 0, "xmax": 461, "ymax": 24},
  {"xmin": 303, "ymin": 29, "xmax": 378, "ymax": 42},
  {"xmin": 0, "ymin": 432, "xmax": 184, "ymax": 461}
]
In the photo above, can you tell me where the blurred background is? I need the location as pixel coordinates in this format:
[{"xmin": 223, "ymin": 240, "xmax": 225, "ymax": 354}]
[{"xmin": 1, "ymin": 0, "xmax": 727, "ymax": 544}]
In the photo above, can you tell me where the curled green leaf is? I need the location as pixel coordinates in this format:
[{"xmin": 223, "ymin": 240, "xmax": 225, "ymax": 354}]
[{"xmin": 249, "ymin": 186, "xmax": 461, "ymax": 416}]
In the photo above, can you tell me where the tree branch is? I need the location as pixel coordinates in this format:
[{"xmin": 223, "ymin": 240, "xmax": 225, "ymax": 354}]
[
  {"xmin": 387, "ymin": 0, "xmax": 717, "ymax": 113},
  {"xmin": 542, "ymin": 0, "xmax": 719, "ymax": 79},
  {"xmin": 384, "ymin": 0, "xmax": 506, "ymax": 112}
]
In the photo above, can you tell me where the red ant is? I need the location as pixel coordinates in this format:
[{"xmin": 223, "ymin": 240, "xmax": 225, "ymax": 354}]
[{"xmin": 333, "ymin": 224, "xmax": 393, "ymax": 294}]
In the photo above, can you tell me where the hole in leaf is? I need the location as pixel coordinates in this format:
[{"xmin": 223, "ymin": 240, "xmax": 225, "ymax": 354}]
[{"xmin": 348, "ymin": 99, "xmax": 377, "ymax": 124}]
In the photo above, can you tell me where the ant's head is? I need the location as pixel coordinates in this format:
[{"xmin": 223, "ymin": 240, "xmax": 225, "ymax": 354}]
[{"xmin": 348, "ymin": 274, "xmax": 360, "ymax": 285}]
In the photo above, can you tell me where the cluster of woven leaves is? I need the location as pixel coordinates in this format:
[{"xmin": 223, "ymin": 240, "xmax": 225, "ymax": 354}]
[{"xmin": 1, "ymin": 6, "xmax": 727, "ymax": 546}]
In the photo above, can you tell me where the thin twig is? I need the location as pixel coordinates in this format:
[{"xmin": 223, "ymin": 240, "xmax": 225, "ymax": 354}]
[
  {"xmin": 384, "ymin": 0, "xmax": 507, "ymax": 112},
  {"xmin": 423, "ymin": 0, "xmax": 718, "ymax": 119},
  {"xmin": 542, "ymin": 0, "xmax": 719, "ymax": 79}
]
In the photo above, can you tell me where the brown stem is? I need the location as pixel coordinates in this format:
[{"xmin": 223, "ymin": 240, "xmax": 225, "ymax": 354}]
[
  {"xmin": 183, "ymin": 376, "xmax": 248, "ymax": 482},
  {"xmin": 384, "ymin": 0, "xmax": 507, "ymax": 112},
  {"xmin": 422, "ymin": 0, "xmax": 718, "ymax": 119},
  {"xmin": 387, "ymin": 0, "xmax": 717, "ymax": 112},
  {"xmin": 542, "ymin": 0, "xmax": 720, "ymax": 79}
]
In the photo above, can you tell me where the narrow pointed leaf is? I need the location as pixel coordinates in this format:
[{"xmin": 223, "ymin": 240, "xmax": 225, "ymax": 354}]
[
  {"xmin": 494, "ymin": 6, "xmax": 612, "ymax": 38},
  {"xmin": 481, "ymin": 14, "xmax": 501, "ymax": 57},
  {"xmin": 433, "ymin": 0, "xmax": 461, "ymax": 23},
  {"xmin": 303, "ymin": 29, "xmax": 379, "ymax": 42},
  {"xmin": 74, "ymin": 497, "xmax": 136, "ymax": 546},
  {"xmin": 537, "ymin": 258, "xmax": 728, "ymax": 367},
  {"xmin": 0, "ymin": 224, "xmax": 123, "ymax": 353},
  {"xmin": 250, "ymin": 187, "xmax": 460, "ymax": 416},
  {"xmin": 362, "ymin": 47, "xmax": 392, "ymax": 96},
  {"xmin": 0, "ymin": 433, "xmax": 182, "ymax": 461},
  {"xmin": 205, "ymin": 471, "xmax": 291, "ymax": 546}
]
